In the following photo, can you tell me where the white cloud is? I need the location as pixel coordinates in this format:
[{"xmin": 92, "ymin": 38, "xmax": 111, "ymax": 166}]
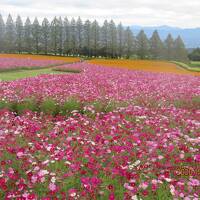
[{"xmin": 0, "ymin": 0, "xmax": 199, "ymax": 28}]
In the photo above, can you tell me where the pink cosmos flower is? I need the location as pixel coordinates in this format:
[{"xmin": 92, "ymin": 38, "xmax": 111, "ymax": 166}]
[
  {"xmin": 49, "ymin": 182, "xmax": 57, "ymax": 192},
  {"xmin": 194, "ymin": 154, "xmax": 200, "ymax": 162},
  {"xmin": 68, "ymin": 188, "xmax": 77, "ymax": 197},
  {"xmin": 189, "ymin": 179, "xmax": 199, "ymax": 187},
  {"xmin": 109, "ymin": 192, "xmax": 115, "ymax": 200},
  {"xmin": 17, "ymin": 151, "xmax": 24, "ymax": 158}
]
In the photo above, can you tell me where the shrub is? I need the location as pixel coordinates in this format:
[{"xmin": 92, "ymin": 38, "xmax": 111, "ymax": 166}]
[
  {"xmin": 40, "ymin": 99, "xmax": 59, "ymax": 115},
  {"xmin": 7, "ymin": 101, "xmax": 19, "ymax": 113},
  {"xmin": 192, "ymin": 96, "xmax": 200, "ymax": 109},
  {"xmin": 192, "ymin": 96, "xmax": 200, "ymax": 103},
  {"xmin": 92, "ymin": 100, "xmax": 117, "ymax": 113},
  {"xmin": 174, "ymin": 96, "xmax": 200, "ymax": 109},
  {"xmin": 15, "ymin": 98, "xmax": 38, "ymax": 114},
  {"xmin": 53, "ymin": 68, "xmax": 81, "ymax": 73},
  {"xmin": 104, "ymin": 101, "xmax": 117, "ymax": 113},
  {"xmin": 0, "ymin": 101, "xmax": 7, "ymax": 109},
  {"xmin": 92, "ymin": 101, "xmax": 105, "ymax": 113},
  {"xmin": 0, "ymin": 101, "xmax": 21, "ymax": 112},
  {"xmin": 61, "ymin": 98, "xmax": 81, "ymax": 115}
]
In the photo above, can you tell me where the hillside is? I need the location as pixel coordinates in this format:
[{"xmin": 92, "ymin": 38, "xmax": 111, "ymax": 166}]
[{"xmin": 131, "ymin": 25, "xmax": 200, "ymax": 48}]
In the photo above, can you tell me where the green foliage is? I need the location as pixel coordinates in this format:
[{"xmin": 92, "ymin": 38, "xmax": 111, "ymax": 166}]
[
  {"xmin": 16, "ymin": 15, "xmax": 23, "ymax": 53},
  {"xmin": 192, "ymin": 96, "xmax": 200, "ymax": 103},
  {"xmin": 0, "ymin": 97, "xmax": 131, "ymax": 119},
  {"xmin": 192, "ymin": 96, "xmax": 200, "ymax": 109},
  {"xmin": 0, "ymin": 14, "xmax": 5, "ymax": 53},
  {"xmin": 136, "ymin": 30, "xmax": 149, "ymax": 59},
  {"xmin": 32, "ymin": 17, "xmax": 41, "ymax": 54},
  {"xmin": 173, "ymin": 36, "xmax": 189, "ymax": 63},
  {"xmin": 24, "ymin": 17, "xmax": 32, "ymax": 53},
  {"xmin": 59, "ymin": 176, "xmax": 81, "ymax": 194},
  {"xmin": 0, "ymin": 13, "xmax": 189, "ymax": 60},
  {"xmin": 41, "ymin": 18, "xmax": 50, "ymax": 54},
  {"xmin": 190, "ymin": 61, "xmax": 200, "ymax": 68},
  {"xmin": 16, "ymin": 98, "xmax": 38, "ymax": 114},
  {"xmin": 32, "ymin": 183, "xmax": 49, "ymax": 197},
  {"xmin": 92, "ymin": 100, "xmax": 117, "ymax": 113},
  {"xmin": 141, "ymin": 183, "xmax": 173, "ymax": 200},
  {"xmin": 174, "ymin": 99, "xmax": 187, "ymax": 108},
  {"xmin": 104, "ymin": 101, "xmax": 118, "ymax": 113},
  {"xmin": 61, "ymin": 98, "xmax": 81, "ymax": 115},
  {"xmin": 164, "ymin": 34, "xmax": 174, "ymax": 61},
  {"xmin": 100, "ymin": 173, "xmax": 126, "ymax": 200},
  {"xmin": 40, "ymin": 99, "xmax": 59, "ymax": 115},
  {"xmin": 6, "ymin": 101, "xmax": 19, "ymax": 112},
  {"xmin": 0, "ymin": 99, "xmax": 38, "ymax": 114},
  {"xmin": 150, "ymin": 30, "xmax": 164, "ymax": 59},
  {"xmin": 0, "ymin": 100, "xmax": 7, "ymax": 109},
  {"xmin": 188, "ymin": 48, "xmax": 200, "ymax": 61},
  {"xmin": 5, "ymin": 14, "xmax": 15, "ymax": 52},
  {"xmin": 53, "ymin": 68, "xmax": 81, "ymax": 73},
  {"xmin": 174, "ymin": 96, "xmax": 200, "ymax": 109}
]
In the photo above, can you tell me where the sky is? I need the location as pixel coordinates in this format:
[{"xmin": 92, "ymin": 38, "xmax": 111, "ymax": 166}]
[{"xmin": 0, "ymin": 0, "xmax": 200, "ymax": 28}]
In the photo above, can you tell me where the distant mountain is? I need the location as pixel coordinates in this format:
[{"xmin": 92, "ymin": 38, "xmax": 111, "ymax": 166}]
[{"xmin": 130, "ymin": 26, "xmax": 200, "ymax": 49}]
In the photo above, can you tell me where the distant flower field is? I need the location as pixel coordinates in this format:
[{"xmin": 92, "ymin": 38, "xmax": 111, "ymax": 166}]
[
  {"xmin": 0, "ymin": 54, "xmax": 80, "ymax": 62},
  {"xmin": 0, "ymin": 55, "xmax": 199, "ymax": 199},
  {"xmin": 0, "ymin": 58, "xmax": 65, "ymax": 71},
  {"xmin": 88, "ymin": 59, "xmax": 200, "ymax": 76},
  {"xmin": 0, "ymin": 54, "xmax": 80, "ymax": 71}
]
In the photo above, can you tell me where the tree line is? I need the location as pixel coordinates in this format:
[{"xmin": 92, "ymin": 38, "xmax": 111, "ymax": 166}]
[
  {"xmin": 188, "ymin": 48, "xmax": 200, "ymax": 61},
  {"xmin": 0, "ymin": 14, "xmax": 188, "ymax": 61}
]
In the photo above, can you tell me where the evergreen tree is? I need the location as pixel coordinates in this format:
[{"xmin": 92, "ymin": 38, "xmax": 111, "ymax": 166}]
[
  {"xmin": 76, "ymin": 17, "xmax": 83, "ymax": 55},
  {"xmin": 0, "ymin": 14, "xmax": 188, "ymax": 59},
  {"xmin": 63, "ymin": 17, "xmax": 70, "ymax": 55},
  {"xmin": 70, "ymin": 18, "xmax": 77, "ymax": 55},
  {"xmin": 41, "ymin": 18, "xmax": 50, "ymax": 54},
  {"xmin": 150, "ymin": 30, "xmax": 164, "ymax": 59},
  {"xmin": 188, "ymin": 48, "xmax": 200, "ymax": 61},
  {"xmin": 32, "ymin": 17, "xmax": 40, "ymax": 54},
  {"xmin": 50, "ymin": 17, "xmax": 59, "ymax": 55},
  {"xmin": 5, "ymin": 14, "xmax": 16, "ymax": 52},
  {"xmin": 164, "ymin": 34, "xmax": 174, "ymax": 60},
  {"xmin": 15, "ymin": 15, "xmax": 23, "ymax": 53},
  {"xmin": 24, "ymin": 17, "xmax": 32, "ymax": 53},
  {"xmin": 58, "ymin": 17, "xmax": 63, "ymax": 55},
  {"xmin": 174, "ymin": 36, "xmax": 188, "ymax": 62},
  {"xmin": 0, "ymin": 14, "xmax": 5, "ymax": 52},
  {"xmin": 136, "ymin": 30, "xmax": 149, "ymax": 59},
  {"xmin": 91, "ymin": 20, "xmax": 100, "ymax": 57},
  {"xmin": 124, "ymin": 27, "xmax": 134, "ymax": 59},
  {"xmin": 83, "ymin": 20, "xmax": 91, "ymax": 57},
  {"xmin": 101, "ymin": 20, "xmax": 109, "ymax": 57},
  {"xmin": 117, "ymin": 23, "xmax": 124, "ymax": 57},
  {"xmin": 108, "ymin": 20, "xmax": 117, "ymax": 58}
]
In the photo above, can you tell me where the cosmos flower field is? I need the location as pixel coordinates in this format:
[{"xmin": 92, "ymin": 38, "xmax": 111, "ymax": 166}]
[
  {"xmin": 0, "ymin": 55, "xmax": 80, "ymax": 72},
  {"xmin": 0, "ymin": 57, "xmax": 66, "ymax": 71},
  {"xmin": 0, "ymin": 56, "xmax": 199, "ymax": 199}
]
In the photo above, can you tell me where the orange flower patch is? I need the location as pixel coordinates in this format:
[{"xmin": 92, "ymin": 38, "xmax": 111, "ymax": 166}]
[
  {"xmin": 88, "ymin": 59, "xmax": 200, "ymax": 76},
  {"xmin": 0, "ymin": 54, "xmax": 80, "ymax": 63}
]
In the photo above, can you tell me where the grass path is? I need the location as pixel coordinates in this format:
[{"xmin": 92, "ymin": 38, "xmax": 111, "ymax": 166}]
[
  {"xmin": 172, "ymin": 61, "xmax": 200, "ymax": 73},
  {"xmin": 0, "ymin": 68, "xmax": 66, "ymax": 81}
]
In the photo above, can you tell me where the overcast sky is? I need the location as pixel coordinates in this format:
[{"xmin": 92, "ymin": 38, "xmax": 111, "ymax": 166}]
[{"xmin": 0, "ymin": 0, "xmax": 199, "ymax": 28}]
